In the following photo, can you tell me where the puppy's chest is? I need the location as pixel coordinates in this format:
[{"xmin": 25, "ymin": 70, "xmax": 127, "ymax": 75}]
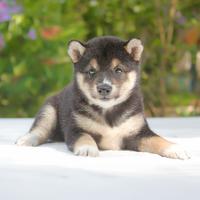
[{"xmin": 74, "ymin": 111, "xmax": 144, "ymax": 150}]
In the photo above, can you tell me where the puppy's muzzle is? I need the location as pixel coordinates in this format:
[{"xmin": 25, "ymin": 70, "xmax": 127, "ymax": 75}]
[{"xmin": 97, "ymin": 83, "xmax": 112, "ymax": 97}]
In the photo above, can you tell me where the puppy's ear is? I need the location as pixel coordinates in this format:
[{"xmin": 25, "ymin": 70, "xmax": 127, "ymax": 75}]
[
  {"xmin": 124, "ymin": 39, "xmax": 143, "ymax": 61},
  {"xmin": 68, "ymin": 40, "xmax": 86, "ymax": 63}
]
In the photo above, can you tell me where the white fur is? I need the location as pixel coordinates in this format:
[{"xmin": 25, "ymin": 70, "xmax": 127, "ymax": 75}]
[
  {"xmin": 15, "ymin": 133, "xmax": 39, "ymax": 146},
  {"xmin": 74, "ymin": 145, "xmax": 99, "ymax": 157},
  {"xmin": 163, "ymin": 144, "xmax": 190, "ymax": 160},
  {"xmin": 76, "ymin": 71, "xmax": 137, "ymax": 109},
  {"xmin": 102, "ymin": 78, "xmax": 112, "ymax": 86}
]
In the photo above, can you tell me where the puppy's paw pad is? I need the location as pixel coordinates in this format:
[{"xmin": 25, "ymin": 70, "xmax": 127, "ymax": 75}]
[
  {"xmin": 74, "ymin": 145, "xmax": 99, "ymax": 157},
  {"xmin": 163, "ymin": 144, "xmax": 190, "ymax": 160},
  {"xmin": 16, "ymin": 134, "xmax": 39, "ymax": 146}
]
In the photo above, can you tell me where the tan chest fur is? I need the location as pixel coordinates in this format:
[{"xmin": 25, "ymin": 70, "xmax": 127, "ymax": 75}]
[{"xmin": 74, "ymin": 112, "xmax": 145, "ymax": 150}]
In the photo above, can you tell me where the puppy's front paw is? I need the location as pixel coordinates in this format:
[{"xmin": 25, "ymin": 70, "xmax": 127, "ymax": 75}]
[
  {"xmin": 74, "ymin": 144, "xmax": 99, "ymax": 157},
  {"xmin": 16, "ymin": 134, "xmax": 40, "ymax": 146},
  {"xmin": 162, "ymin": 144, "xmax": 190, "ymax": 160}
]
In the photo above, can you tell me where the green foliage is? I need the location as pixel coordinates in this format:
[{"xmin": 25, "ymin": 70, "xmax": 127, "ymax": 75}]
[{"xmin": 0, "ymin": 0, "xmax": 200, "ymax": 117}]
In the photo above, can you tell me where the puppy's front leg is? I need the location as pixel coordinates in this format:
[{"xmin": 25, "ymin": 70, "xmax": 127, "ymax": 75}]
[
  {"xmin": 126, "ymin": 127, "xmax": 190, "ymax": 160},
  {"xmin": 67, "ymin": 133, "xmax": 99, "ymax": 157}
]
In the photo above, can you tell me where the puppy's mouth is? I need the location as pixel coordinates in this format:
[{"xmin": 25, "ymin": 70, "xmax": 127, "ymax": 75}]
[
  {"xmin": 91, "ymin": 94, "xmax": 113, "ymax": 101},
  {"xmin": 99, "ymin": 96, "xmax": 111, "ymax": 101},
  {"xmin": 92, "ymin": 94, "xmax": 119, "ymax": 101}
]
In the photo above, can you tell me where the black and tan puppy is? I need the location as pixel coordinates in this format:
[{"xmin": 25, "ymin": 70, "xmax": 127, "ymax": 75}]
[{"xmin": 16, "ymin": 36, "xmax": 189, "ymax": 159}]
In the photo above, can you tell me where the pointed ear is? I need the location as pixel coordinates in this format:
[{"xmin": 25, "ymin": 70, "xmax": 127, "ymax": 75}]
[
  {"xmin": 124, "ymin": 39, "xmax": 143, "ymax": 61},
  {"xmin": 67, "ymin": 40, "xmax": 86, "ymax": 63}
]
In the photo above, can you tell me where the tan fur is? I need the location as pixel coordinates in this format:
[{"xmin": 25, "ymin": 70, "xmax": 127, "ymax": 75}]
[
  {"xmin": 111, "ymin": 58, "xmax": 121, "ymax": 69},
  {"xmin": 76, "ymin": 71, "xmax": 137, "ymax": 109},
  {"xmin": 138, "ymin": 135, "xmax": 190, "ymax": 159},
  {"xmin": 125, "ymin": 39, "xmax": 143, "ymax": 61},
  {"xmin": 68, "ymin": 41, "xmax": 85, "ymax": 63},
  {"xmin": 89, "ymin": 58, "xmax": 99, "ymax": 70},
  {"xmin": 32, "ymin": 104, "xmax": 57, "ymax": 138},
  {"xmin": 138, "ymin": 135, "xmax": 174, "ymax": 155},
  {"xmin": 16, "ymin": 104, "xmax": 57, "ymax": 146},
  {"xmin": 118, "ymin": 71, "xmax": 137, "ymax": 99},
  {"xmin": 74, "ymin": 112, "xmax": 145, "ymax": 150}
]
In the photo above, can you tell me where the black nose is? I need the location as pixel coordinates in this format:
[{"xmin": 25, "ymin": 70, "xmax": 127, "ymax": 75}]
[{"xmin": 97, "ymin": 84, "xmax": 112, "ymax": 96}]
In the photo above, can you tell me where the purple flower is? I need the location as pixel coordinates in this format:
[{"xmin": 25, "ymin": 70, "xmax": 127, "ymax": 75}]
[
  {"xmin": 175, "ymin": 11, "xmax": 186, "ymax": 25},
  {"xmin": 27, "ymin": 28, "xmax": 37, "ymax": 40},
  {"xmin": 8, "ymin": 5, "xmax": 22, "ymax": 13},
  {"xmin": 0, "ymin": 34, "xmax": 5, "ymax": 49},
  {"xmin": 0, "ymin": 0, "xmax": 22, "ymax": 23},
  {"xmin": 0, "ymin": 12, "xmax": 10, "ymax": 22},
  {"xmin": 0, "ymin": 1, "xmax": 10, "ymax": 22}
]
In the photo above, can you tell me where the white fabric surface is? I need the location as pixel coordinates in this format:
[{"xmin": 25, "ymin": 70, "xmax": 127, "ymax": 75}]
[{"xmin": 0, "ymin": 118, "xmax": 200, "ymax": 200}]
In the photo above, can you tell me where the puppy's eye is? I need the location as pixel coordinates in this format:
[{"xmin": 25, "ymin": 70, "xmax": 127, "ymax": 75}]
[
  {"xmin": 114, "ymin": 66, "xmax": 123, "ymax": 74},
  {"xmin": 88, "ymin": 68, "xmax": 96, "ymax": 76}
]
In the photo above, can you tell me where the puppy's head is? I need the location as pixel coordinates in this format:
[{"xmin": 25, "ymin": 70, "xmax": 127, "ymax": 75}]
[{"xmin": 68, "ymin": 36, "xmax": 143, "ymax": 109}]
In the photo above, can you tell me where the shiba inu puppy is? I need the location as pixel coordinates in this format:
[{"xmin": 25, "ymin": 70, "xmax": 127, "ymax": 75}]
[{"xmin": 16, "ymin": 36, "xmax": 189, "ymax": 159}]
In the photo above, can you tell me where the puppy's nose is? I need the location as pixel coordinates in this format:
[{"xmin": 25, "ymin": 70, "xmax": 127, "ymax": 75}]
[{"xmin": 97, "ymin": 84, "xmax": 112, "ymax": 96}]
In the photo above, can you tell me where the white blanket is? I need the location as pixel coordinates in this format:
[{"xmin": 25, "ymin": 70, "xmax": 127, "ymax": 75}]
[{"xmin": 0, "ymin": 118, "xmax": 200, "ymax": 200}]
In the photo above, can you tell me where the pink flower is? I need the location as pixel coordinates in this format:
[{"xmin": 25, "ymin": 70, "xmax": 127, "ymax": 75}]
[{"xmin": 0, "ymin": 1, "xmax": 8, "ymax": 10}]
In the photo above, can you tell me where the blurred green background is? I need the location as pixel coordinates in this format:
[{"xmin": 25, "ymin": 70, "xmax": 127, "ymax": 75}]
[{"xmin": 0, "ymin": 0, "xmax": 200, "ymax": 117}]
